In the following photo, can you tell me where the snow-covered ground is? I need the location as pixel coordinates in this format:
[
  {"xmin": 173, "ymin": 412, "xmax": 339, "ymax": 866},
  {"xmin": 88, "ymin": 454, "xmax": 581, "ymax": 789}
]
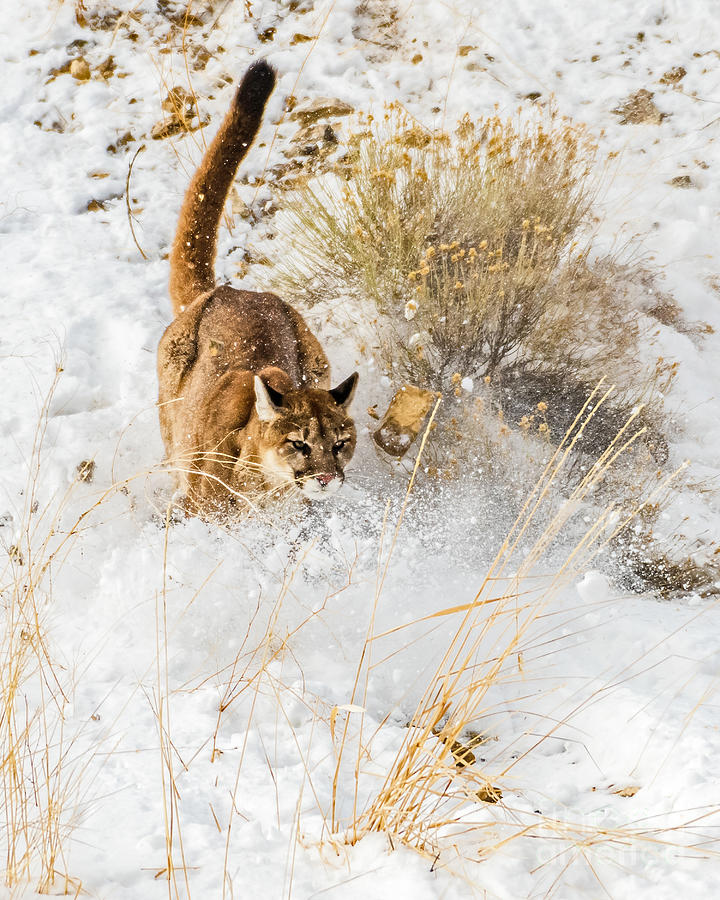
[{"xmin": 2, "ymin": 0, "xmax": 720, "ymax": 897}]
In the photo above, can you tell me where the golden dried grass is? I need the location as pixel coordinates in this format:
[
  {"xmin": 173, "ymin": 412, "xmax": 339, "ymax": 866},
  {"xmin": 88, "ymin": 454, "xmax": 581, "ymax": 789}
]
[
  {"xmin": 0, "ymin": 366, "xmax": 89, "ymax": 894},
  {"xmin": 273, "ymin": 105, "xmax": 644, "ymax": 398},
  {"xmin": 320, "ymin": 384, "xmax": 694, "ymax": 882}
]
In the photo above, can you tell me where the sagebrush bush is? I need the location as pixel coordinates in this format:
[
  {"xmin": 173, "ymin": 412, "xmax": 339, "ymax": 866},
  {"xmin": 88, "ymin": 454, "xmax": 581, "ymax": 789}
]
[
  {"xmin": 269, "ymin": 104, "xmax": 705, "ymax": 595},
  {"xmin": 273, "ymin": 105, "xmax": 644, "ymax": 397}
]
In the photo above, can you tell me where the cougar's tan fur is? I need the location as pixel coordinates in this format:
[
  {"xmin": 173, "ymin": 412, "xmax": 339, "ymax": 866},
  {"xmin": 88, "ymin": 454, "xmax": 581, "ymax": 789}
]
[{"xmin": 158, "ymin": 61, "xmax": 358, "ymax": 514}]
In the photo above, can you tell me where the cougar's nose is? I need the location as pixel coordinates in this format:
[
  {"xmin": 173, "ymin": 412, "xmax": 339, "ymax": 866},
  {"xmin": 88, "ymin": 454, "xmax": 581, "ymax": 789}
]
[{"xmin": 316, "ymin": 473, "xmax": 336, "ymax": 487}]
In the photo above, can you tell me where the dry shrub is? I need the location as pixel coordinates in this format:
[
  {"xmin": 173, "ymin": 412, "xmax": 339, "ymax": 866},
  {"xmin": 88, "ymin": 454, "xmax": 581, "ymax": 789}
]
[
  {"xmin": 273, "ymin": 105, "xmax": 644, "ymax": 401},
  {"xmin": 613, "ymin": 498, "xmax": 720, "ymax": 598},
  {"xmin": 272, "ymin": 105, "xmax": 695, "ymax": 593}
]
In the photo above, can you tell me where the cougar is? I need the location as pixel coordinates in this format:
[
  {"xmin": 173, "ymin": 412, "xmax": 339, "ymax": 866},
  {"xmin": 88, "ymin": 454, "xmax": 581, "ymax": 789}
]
[{"xmin": 157, "ymin": 60, "xmax": 358, "ymax": 513}]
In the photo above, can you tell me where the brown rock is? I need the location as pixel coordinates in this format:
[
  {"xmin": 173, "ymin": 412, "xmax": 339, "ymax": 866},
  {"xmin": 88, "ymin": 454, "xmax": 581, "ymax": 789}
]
[
  {"xmin": 291, "ymin": 123, "xmax": 338, "ymax": 145},
  {"xmin": 660, "ymin": 66, "xmax": 686, "ymax": 84},
  {"xmin": 107, "ymin": 131, "xmax": 134, "ymax": 154},
  {"xmin": 611, "ymin": 784, "xmax": 641, "ymax": 797},
  {"xmin": 151, "ymin": 117, "xmax": 185, "ymax": 140},
  {"xmin": 290, "ymin": 97, "xmax": 354, "ymax": 124},
  {"xmin": 230, "ymin": 188, "xmax": 252, "ymax": 219},
  {"xmin": 157, "ymin": 0, "xmax": 205, "ymax": 26},
  {"xmin": 668, "ymin": 174, "xmax": 694, "ymax": 188},
  {"xmin": 283, "ymin": 123, "xmax": 340, "ymax": 160},
  {"xmin": 161, "ymin": 86, "xmax": 194, "ymax": 115},
  {"xmin": 70, "ymin": 57, "xmax": 91, "ymax": 81},
  {"xmin": 449, "ymin": 740, "xmax": 475, "ymax": 768},
  {"xmin": 476, "ymin": 784, "xmax": 503, "ymax": 804},
  {"xmin": 373, "ymin": 385, "xmax": 436, "ymax": 458},
  {"xmin": 612, "ymin": 89, "xmax": 665, "ymax": 125},
  {"xmin": 76, "ymin": 460, "xmax": 96, "ymax": 482},
  {"xmin": 48, "ymin": 59, "xmax": 72, "ymax": 79},
  {"xmin": 95, "ymin": 56, "xmax": 116, "ymax": 79},
  {"xmin": 152, "ymin": 87, "xmax": 206, "ymax": 140}
]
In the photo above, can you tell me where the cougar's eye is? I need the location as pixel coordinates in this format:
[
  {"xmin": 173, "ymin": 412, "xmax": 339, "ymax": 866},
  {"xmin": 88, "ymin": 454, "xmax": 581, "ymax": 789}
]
[
  {"xmin": 332, "ymin": 439, "xmax": 346, "ymax": 453},
  {"xmin": 290, "ymin": 439, "xmax": 309, "ymax": 454}
]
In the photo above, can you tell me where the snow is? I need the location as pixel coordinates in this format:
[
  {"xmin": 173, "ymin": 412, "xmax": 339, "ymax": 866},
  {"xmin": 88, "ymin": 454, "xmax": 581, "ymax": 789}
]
[{"xmin": 1, "ymin": 0, "xmax": 720, "ymax": 897}]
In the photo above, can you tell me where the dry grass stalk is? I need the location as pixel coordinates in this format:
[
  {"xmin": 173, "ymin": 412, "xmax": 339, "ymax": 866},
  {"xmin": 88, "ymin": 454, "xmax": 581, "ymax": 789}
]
[
  {"xmin": 327, "ymin": 401, "xmax": 441, "ymax": 838},
  {"xmin": 0, "ymin": 366, "xmax": 89, "ymax": 894},
  {"xmin": 150, "ymin": 504, "xmax": 192, "ymax": 898},
  {"xmin": 0, "ymin": 365, "xmax": 182, "ymax": 894},
  {"xmin": 324, "ymin": 386, "xmax": 688, "ymax": 869},
  {"xmin": 216, "ymin": 554, "xmax": 357, "ymax": 900}
]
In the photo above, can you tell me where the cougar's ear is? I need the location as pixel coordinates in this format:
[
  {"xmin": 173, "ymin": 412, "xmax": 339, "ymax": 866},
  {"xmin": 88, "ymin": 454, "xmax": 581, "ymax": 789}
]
[
  {"xmin": 254, "ymin": 375, "xmax": 285, "ymax": 422},
  {"xmin": 329, "ymin": 372, "xmax": 359, "ymax": 408}
]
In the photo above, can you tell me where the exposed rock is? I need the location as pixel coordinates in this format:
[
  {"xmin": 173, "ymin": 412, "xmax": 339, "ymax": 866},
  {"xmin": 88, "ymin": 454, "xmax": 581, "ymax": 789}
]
[
  {"xmin": 448, "ymin": 740, "xmax": 475, "ymax": 768},
  {"xmin": 282, "ymin": 123, "xmax": 339, "ymax": 160},
  {"xmin": 157, "ymin": 0, "xmax": 205, "ymax": 27},
  {"xmin": 267, "ymin": 159, "xmax": 305, "ymax": 184},
  {"xmin": 230, "ymin": 188, "xmax": 252, "ymax": 219},
  {"xmin": 290, "ymin": 97, "xmax": 354, "ymax": 125},
  {"xmin": 161, "ymin": 86, "xmax": 194, "ymax": 116},
  {"xmin": 668, "ymin": 174, "xmax": 694, "ymax": 188},
  {"xmin": 107, "ymin": 131, "xmax": 134, "ymax": 154},
  {"xmin": 66, "ymin": 38, "xmax": 89, "ymax": 55},
  {"xmin": 373, "ymin": 384, "xmax": 436, "ymax": 458},
  {"xmin": 76, "ymin": 460, "xmax": 96, "ymax": 483},
  {"xmin": 87, "ymin": 194, "xmax": 120, "ymax": 211},
  {"xmin": 70, "ymin": 57, "xmax": 91, "ymax": 81},
  {"xmin": 611, "ymin": 784, "xmax": 641, "ymax": 797},
  {"xmin": 152, "ymin": 88, "xmax": 207, "ymax": 140},
  {"xmin": 95, "ymin": 56, "xmax": 116, "ymax": 79},
  {"xmin": 660, "ymin": 65, "xmax": 686, "ymax": 84},
  {"xmin": 151, "ymin": 118, "xmax": 185, "ymax": 140},
  {"xmin": 476, "ymin": 784, "xmax": 503, "ymax": 804},
  {"xmin": 291, "ymin": 122, "xmax": 338, "ymax": 146},
  {"xmin": 191, "ymin": 46, "xmax": 212, "ymax": 71},
  {"xmin": 612, "ymin": 89, "xmax": 665, "ymax": 125},
  {"xmin": 257, "ymin": 26, "xmax": 276, "ymax": 43},
  {"xmin": 34, "ymin": 116, "xmax": 66, "ymax": 134},
  {"xmin": 82, "ymin": 10, "xmax": 122, "ymax": 31}
]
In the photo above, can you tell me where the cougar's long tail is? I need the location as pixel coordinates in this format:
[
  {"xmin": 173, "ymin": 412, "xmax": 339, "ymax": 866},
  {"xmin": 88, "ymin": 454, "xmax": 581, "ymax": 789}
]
[{"xmin": 168, "ymin": 60, "xmax": 276, "ymax": 314}]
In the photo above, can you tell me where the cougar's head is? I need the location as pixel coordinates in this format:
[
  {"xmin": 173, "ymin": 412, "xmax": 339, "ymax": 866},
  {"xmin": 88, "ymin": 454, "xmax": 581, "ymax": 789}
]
[{"xmin": 253, "ymin": 373, "xmax": 359, "ymax": 499}]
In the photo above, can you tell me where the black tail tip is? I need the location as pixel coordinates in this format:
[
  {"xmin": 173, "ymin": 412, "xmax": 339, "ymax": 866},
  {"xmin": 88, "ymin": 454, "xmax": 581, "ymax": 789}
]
[{"xmin": 235, "ymin": 59, "xmax": 277, "ymax": 115}]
